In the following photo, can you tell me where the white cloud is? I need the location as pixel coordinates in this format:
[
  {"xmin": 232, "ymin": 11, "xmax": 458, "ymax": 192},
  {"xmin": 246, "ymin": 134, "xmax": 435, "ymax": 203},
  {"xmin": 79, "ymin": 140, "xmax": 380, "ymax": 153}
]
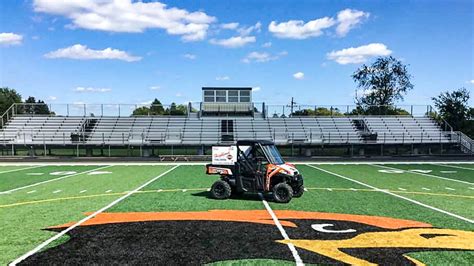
[
  {"xmin": 44, "ymin": 44, "xmax": 141, "ymax": 62},
  {"xmin": 293, "ymin": 72, "xmax": 304, "ymax": 80},
  {"xmin": 74, "ymin": 87, "xmax": 112, "ymax": 93},
  {"xmin": 326, "ymin": 43, "xmax": 392, "ymax": 64},
  {"xmin": 0, "ymin": 33, "xmax": 23, "ymax": 46},
  {"xmin": 150, "ymin": 86, "xmax": 160, "ymax": 91},
  {"xmin": 469, "ymin": 80, "xmax": 474, "ymax": 84},
  {"xmin": 176, "ymin": 93, "xmax": 183, "ymax": 97},
  {"xmin": 33, "ymin": 0, "xmax": 216, "ymax": 42},
  {"xmin": 336, "ymin": 9, "xmax": 370, "ymax": 37},
  {"xmin": 183, "ymin": 53, "xmax": 196, "ymax": 60},
  {"xmin": 253, "ymin": 86, "xmax": 261, "ymax": 92},
  {"xmin": 262, "ymin": 42, "xmax": 272, "ymax": 48},
  {"xmin": 48, "ymin": 96, "xmax": 57, "ymax": 101},
  {"xmin": 268, "ymin": 17, "xmax": 335, "ymax": 39},
  {"xmin": 220, "ymin": 22, "xmax": 239, "ymax": 30},
  {"xmin": 216, "ymin": 76, "xmax": 230, "ymax": 81},
  {"xmin": 242, "ymin": 51, "xmax": 287, "ymax": 63},
  {"xmin": 237, "ymin": 22, "xmax": 261, "ymax": 36},
  {"xmin": 210, "ymin": 36, "xmax": 256, "ymax": 48},
  {"xmin": 268, "ymin": 9, "xmax": 369, "ymax": 39}
]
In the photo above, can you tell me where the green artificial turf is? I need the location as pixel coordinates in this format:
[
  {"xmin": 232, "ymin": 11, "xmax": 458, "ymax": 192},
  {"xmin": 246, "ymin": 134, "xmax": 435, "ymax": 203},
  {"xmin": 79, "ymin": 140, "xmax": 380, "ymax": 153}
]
[
  {"xmin": 0, "ymin": 165, "xmax": 172, "ymax": 264},
  {"xmin": 382, "ymin": 163, "xmax": 474, "ymax": 183},
  {"xmin": 1, "ymin": 163, "xmax": 473, "ymax": 265},
  {"xmin": 0, "ymin": 165, "xmax": 102, "ymax": 191}
]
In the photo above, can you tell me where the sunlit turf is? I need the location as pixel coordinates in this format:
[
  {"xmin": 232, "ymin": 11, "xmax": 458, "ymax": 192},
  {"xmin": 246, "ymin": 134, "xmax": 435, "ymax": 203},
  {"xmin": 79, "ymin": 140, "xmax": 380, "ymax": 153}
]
[
  {"xmin": 383, "ymin": 163, "xmax": 474, "ymax": 183},
  {"xmin": 1, "ymin": 163, "xmax": 473, "ymax": 265},
  {"xmin": 0, "ymin": 165, "xmax": 101, "ymax": 191},
  {"xmin": 0, "ymin": 165, "xmax": 172, "ymax": 264},
  {"xmin": 0, "ymin": 165, "xmax": 33, "ymax": 173}
]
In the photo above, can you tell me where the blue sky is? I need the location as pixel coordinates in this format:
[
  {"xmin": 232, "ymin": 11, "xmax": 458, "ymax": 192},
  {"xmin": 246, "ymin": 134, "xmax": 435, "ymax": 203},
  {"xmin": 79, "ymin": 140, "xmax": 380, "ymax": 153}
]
[{"xmin": 0, "ymin": 0, "xmax": 473, "ymax": 108}]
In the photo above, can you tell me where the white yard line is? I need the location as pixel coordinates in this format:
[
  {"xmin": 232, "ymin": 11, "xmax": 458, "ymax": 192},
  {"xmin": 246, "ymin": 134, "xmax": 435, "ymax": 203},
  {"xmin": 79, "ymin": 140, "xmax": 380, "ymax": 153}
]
[
  {"xmin": 0, "ymin": 165, "xmax": 44, "ymax": 175},
  {"xmin": 259, "ymin": 193, "xmax": 304, "ymax": 265},
  {"xmin": 105, "ymin": 190, "xmax": 112, "ymax": 193},
  {"xmin": 79, "ymin": 190, "xmax": 87, "ymax": 194},
  {"xmin": 26, "ymin": 190, "xmax": 36, "ymax": 194},
  {"xmin": 52, "ymin": 190, "xmax": 61, "ymax": 194},
  {"xmin": 373, "ymin": 164, "xmax": 474, "ymax": 185},
  {"xmin": 398, "ymin": 188, "xmax": 406, "ymax": 191},
  {"xmin": 0, "ymin": 161, "xmax": 473, "ymax": 167},
  {"xmin": 436, "ymin": 164, "xmax": 474, "ymax": 171},
  {"xmin": 10, "ymin": 165, "xmax": 179, "ymax": 266},
  {"xmin": 421, "ymin": 187, "xmax": 430, "ymax": 191},
  {"xmin": 307, "ymin": 164, "xmax": 473, "ymax": 224},
  {"xmin": 0, "ymin": 166, "xmax": 113, "ymax": 195},
  {"xmin": 445, "ymin": 187, "xmax": 455, "ymax": 191}
]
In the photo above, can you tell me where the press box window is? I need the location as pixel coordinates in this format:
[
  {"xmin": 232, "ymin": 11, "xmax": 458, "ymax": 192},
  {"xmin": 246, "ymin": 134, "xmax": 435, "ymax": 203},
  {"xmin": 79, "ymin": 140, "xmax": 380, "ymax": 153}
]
[
  {"xmin": 203, "ymin": 90, "xmax": 215, "ymax": 102},
  {"xmin": 239, "ymin": 91, "xmax": 250, "ymax": 102},
  {"xmin": 228, "ymin": 90, "xmax": 239, "ymax": 102},
  {"xmin": 216, "ymin": 90, "xmax": 226, "ymax": 102}
]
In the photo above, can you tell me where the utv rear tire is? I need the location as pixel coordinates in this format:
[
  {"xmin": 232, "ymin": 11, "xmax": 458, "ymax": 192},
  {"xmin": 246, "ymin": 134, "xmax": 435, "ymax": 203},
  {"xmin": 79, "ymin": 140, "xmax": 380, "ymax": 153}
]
[
  {"xmin": 273, "ymin": 183, "xmax": 293, "ymax": 203},
  {"xmin": 293, "ymin": 185, "xmax": 304, "ymax": 198},
  {"xmin": 210, "ymin": 180, "xmax": 231, "ymax": 200}
]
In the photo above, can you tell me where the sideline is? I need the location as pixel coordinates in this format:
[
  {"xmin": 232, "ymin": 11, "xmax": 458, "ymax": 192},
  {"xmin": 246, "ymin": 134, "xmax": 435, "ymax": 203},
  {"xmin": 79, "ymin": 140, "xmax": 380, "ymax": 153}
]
[
  {"xmin": 435, "ymin": 163, "xmax": 474, "ymax": 171},
  {"xmin": 0, "ymin": 165, "xmax": 44, "ymax": 175},
  {"xmin": 373, "ymin": 164, "xmax": 474, "ymax": 185},
  {"xmin": 306, "ymin": 164, "xmax": 473, "ymax": 224},
  {"xmin": 9, "ymin": 165, "xmax": 179, "ymax": 265},
  {"xmin": 0, "ymin": 166, "xmax": 113, "ymax": 194},
  {"xmin": 0, "ymin": 161, "xmax": 473, "ymax": 166}
]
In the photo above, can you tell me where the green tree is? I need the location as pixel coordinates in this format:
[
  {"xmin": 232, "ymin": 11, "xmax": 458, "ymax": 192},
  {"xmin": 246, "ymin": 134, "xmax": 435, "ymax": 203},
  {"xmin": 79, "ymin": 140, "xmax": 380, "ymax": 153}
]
[
  {"xmin": 164, "ymin": 103, "xmax": 187, "ymax": 115},
  {"xmin": 24, "ymin": 96, "xmax": 37, "ymax": 114},
  {"xmin": 352, "ymin": 56, "xmax": 413, "ymax": 115},
  {"xmin": 23, "ymin": 96, "xmax": 52, "ymax": 115},
  {"xmin": 132, "ymin": 106, "xmax": 151, "ymax": 116},
  {"xmin": 292, "ymin": 107, "xmax": 343, "ymax": 116},
  {"xmin": 432, "ymin": 88, "xmax": 470, "ymax": 131},
  {"xmin": 150, "ymin": 98, "xmax": 165, "ymax": 115},
  {"xmin": 0, "ymin": 87, "xmax": 22, "ymax": 115}
]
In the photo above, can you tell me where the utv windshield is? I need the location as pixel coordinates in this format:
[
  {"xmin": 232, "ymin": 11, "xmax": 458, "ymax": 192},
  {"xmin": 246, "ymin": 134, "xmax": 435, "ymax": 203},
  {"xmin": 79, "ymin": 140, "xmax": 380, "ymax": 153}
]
[{"xmin": 261, "ymin": 144, "xmax": 285, "ymax": 165}]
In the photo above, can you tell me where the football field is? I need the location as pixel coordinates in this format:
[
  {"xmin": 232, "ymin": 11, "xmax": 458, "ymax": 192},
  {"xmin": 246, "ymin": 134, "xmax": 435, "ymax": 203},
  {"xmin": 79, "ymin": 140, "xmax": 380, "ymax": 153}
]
[{"xmin": 0, "ymin": 162, "xmax": 473, "ymax": 265}]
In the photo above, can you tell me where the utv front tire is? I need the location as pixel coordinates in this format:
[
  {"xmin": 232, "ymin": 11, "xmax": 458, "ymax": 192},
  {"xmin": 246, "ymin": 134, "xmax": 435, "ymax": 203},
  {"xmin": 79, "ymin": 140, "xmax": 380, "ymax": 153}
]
[
  {"xmin": 293, "ymin": 185, "xmax": 304, "ymax": 198},
  {"xmin": 210, "ymin": 180, "xmax": 231, "ymax": 200},
  {"xmin": 273, "ymin": 183, "xmax": 293, "ymax": 203}
]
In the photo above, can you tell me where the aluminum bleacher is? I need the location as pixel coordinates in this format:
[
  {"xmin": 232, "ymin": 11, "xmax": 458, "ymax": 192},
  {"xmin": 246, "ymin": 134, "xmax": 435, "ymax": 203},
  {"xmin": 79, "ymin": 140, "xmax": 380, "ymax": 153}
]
[{"xmin": 0, "ymin": 114, "xmax": 454, "ymax": 146}]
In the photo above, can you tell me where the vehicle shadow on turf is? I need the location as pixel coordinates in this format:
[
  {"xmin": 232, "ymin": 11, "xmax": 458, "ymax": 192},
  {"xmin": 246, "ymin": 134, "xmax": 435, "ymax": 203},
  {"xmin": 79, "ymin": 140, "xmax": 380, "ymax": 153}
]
[{"xmin": 191, "ymin": 191, "xmax": 268, "ymax": 202}]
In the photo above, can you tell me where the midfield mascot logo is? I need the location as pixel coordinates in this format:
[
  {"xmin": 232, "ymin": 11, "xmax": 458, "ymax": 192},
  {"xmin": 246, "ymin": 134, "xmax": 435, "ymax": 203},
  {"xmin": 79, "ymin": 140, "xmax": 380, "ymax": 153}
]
[{"xmin": 23, "ymin": 210, "xmax": 474, "ymax": 265}]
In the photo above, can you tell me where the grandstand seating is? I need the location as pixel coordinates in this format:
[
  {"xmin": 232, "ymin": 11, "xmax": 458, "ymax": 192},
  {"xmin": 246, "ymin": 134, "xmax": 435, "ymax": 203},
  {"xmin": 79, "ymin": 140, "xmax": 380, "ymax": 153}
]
[{"xmin": 0, "ymin": 114, "xmax": 453, "ymax": 146}]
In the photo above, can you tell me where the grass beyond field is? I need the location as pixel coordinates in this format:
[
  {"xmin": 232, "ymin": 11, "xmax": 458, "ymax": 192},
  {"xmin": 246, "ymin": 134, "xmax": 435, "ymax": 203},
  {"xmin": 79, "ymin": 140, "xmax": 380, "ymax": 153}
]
[{"xmin": 0, "ymin": 163, "xmax": 473, "ymax": 265}]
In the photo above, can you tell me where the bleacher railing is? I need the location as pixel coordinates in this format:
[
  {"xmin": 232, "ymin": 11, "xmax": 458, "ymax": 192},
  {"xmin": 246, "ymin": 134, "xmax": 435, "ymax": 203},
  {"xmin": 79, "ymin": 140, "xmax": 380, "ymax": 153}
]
[
  {"xmin": 2, "ymin": 102, "xmax": 442, "ymax": 118},
  {"xmin": 265, "ymin": 104, "xmax": 434, "ymax": 118},
  {"xmin": 2, "ymin": 103, "xmax": 197, "ymax": 117}
]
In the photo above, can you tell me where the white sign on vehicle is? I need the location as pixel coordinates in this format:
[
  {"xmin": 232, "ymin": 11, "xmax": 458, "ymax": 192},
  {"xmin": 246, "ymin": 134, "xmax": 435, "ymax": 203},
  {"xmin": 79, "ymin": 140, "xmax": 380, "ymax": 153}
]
[{"xmin": 212, "ymin": 146, "xmax": 237, "ymax": 165}]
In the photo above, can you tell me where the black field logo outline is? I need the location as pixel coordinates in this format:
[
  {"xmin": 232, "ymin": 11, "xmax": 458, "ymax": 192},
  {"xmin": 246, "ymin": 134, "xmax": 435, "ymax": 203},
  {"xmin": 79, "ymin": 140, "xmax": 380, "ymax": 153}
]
[{"xmin": 20, "ymin": 210, "xmax": 474, "ymax": 265}]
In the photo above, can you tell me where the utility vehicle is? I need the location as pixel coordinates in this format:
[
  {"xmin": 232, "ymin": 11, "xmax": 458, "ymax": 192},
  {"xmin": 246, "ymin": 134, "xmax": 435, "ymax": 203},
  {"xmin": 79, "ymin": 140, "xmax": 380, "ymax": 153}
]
[{"xmin": 206, "ymin": 140, "xmax": 304, "ymax": 203}]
